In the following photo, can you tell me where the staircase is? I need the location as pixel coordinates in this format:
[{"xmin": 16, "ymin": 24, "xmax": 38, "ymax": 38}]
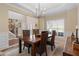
[
  {"xmin": 8, "ymin": 31, "xmax": 18, "ymax": 47},
  {"xmin": 9, "ymin": 31, "xmax": 16, "ymax": 39}
]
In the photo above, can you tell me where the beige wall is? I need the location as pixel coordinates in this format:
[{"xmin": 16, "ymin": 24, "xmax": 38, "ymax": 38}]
[
  {"xmin": 38, "ymin": 17, "xmax": 45, "ymax": 30},
  {"xmin": 65, "ymin": 8, "xmax": 77, "ymax": 34},
  {"xmin": 39, "ymin": 7, "xmax": 77, "ymax": 36},
  {"xmin": 0, "ymin": 4, "xmax": 8, "ymax": 32},
  {"xmin": 0, "ymin": 4, "xmax": 9, "ymax": 50}
]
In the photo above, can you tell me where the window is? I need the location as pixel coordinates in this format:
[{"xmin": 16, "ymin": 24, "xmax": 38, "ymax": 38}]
[{"xmin": 47, "ymin": 19, "xmax": 64, "ymax": 36}]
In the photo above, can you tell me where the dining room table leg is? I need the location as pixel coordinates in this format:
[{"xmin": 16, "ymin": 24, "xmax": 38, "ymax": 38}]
[
  {"xmin": 19, "ymin": 38, "xmax": 22, "ymax": 53},
  {"xmin": 31, "ymin": 43, "xmax": 36, "ymax": 56}
]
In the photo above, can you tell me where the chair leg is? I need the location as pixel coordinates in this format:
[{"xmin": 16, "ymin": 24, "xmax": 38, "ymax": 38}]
[
  {"xmin": 46, "ymin": 51, "xmax": 47, "ymax": 56},
  {"xmin": 51, "ymin": 46, "xmax": 53, "ymax": 51},
  {"xmin": 40, "ymin": 54, "xmax": 41, "ymax": 56},
  {"xmin": 54, "ymin": 44, "xmax": 55, "ymax": 48},
  {"xmin": 28, "ymin": 47, "xmax": 30, "ymax": 53},
  {"xmin": 45, "ymin": 46, "xmax": 47, "ymax": 56},
  {"xmin": 23, "ymin": 45, "xmax": 25, "ymax": 50}
]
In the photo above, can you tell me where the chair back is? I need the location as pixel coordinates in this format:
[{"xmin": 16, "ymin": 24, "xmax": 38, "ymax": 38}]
[
  {"xmin": 36, "ymin": 31, "xmax": 48, "ymax": 55},
  {"xmin": 41, "ymin": 31, "xmax": 48, "ymax": 45},
  {"xmin": 51, "ymin": 30, "xmax": 56, "ymax": 45},
  {"xmin": 33, "ymin": 29, "xmax": 39, "ymax": 35},
  {"xmin": 23, "ymin": 30, "xmax": 30, "ymax": 42}
]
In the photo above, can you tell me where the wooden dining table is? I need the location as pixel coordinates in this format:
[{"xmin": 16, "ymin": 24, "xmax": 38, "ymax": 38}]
[
  {"xmin": 19, "ymin": 33, "xmax": 51, "ymax": 56},
  {"xmin": 19, "ymin": 35, "xmax": 41, "ymax": 56}
]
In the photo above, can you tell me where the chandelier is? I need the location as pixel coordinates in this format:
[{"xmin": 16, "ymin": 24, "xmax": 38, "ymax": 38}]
[{"xmin": 35, "ymin": 3, "xmax": 46, "ymax": 18}]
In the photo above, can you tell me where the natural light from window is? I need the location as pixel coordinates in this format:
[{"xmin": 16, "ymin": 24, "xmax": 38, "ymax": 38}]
[{"xmin": 47, "ymin": 19, "xmax": 64, "ymax": 36}]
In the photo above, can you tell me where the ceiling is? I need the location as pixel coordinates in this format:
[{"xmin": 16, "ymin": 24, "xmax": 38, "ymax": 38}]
[
  {"xmin": 18, "ymin": 3, "xmax": 65, "ymax": 12},
  {"xmin": 8, "ymin": 3, "xmax": 78, "ymax": 17}
]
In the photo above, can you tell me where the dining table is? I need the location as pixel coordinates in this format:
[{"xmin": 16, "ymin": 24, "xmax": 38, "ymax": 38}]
[
  {"xmin": 18, "ymin": 33, "xmax": 52, "ymax": 56},
  {"xmin": 19, "ymin": 35, "xmax": 41, "ymax": 56}
]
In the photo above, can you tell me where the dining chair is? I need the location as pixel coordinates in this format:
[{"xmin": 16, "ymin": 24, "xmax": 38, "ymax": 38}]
[
  {"xmin": 36, "ymin": 31, "xmax": 48, "ymax": 56},
  {"xmin": 22, "ymin": 30, "xmax": 31, "ymax": 53},
  {"xmin": 47, "ymin": 30, "xmax": 56, "ymax": 51},
  {"xmin": 32, "ymin": 29, "xmax": 39, "ymax": 35}
]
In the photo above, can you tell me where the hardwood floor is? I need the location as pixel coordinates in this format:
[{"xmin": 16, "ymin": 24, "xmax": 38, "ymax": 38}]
[{"xmin": 1, "ymin": 37, "xmax": 65, "ymax": 56}]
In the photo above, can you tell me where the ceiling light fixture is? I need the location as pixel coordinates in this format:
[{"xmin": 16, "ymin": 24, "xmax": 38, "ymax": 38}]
[{"xmin": 36, "ymin": 3, "xmax": 46, "ymax": 18}]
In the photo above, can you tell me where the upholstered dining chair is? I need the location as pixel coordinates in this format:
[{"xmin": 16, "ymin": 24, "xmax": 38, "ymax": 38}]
[
  {"xmin": 22, "ymin": 30, "xmax": 31, "ymax": 53},
  {"xmin": 47, "ymin": 30, "xmax": 56, "ymax": 51},
  {"xmin": 36, "ymin": 31, "xmax": 48, "ymax": 56}
]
